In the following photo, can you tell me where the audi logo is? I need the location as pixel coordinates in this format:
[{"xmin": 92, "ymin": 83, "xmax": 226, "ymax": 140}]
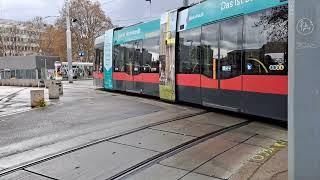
[{"xmin": 269, "ymin": 64, "xmax": 285, "ymax": 71}]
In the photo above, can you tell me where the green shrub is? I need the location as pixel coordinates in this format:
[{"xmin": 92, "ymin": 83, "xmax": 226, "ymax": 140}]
[{"xmin": 38, "ymin": 98, "xmax": 47, "ymax": 108}]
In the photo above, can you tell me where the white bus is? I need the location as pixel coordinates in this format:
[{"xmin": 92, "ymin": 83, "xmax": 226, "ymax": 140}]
[{"xmin": 61, "ymin": 62, "xmax": 94, "ymax": 79}]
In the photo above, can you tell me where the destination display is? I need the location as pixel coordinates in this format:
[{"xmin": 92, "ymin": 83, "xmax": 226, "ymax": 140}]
[{"xmin": 113, "ymin": 19, "xmax": 160, "ymax": 45}]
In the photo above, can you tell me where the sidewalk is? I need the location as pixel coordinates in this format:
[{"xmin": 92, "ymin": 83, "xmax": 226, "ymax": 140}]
[
  {"xmin": 0, "ymin": 86, "xmax": 49, "ymax": 118},
  {"xmin": 2, "ymin": 115, "xmax": 288, "ymax": 180}
]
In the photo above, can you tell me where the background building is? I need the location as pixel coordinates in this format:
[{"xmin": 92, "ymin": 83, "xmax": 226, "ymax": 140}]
[
  {"xmin": 0, "ymin": 56, "xmax": 60, "ymax": 80},
  {"xmin": 0, "ymin": 19, "xmax": 42, "ymax": 57}
]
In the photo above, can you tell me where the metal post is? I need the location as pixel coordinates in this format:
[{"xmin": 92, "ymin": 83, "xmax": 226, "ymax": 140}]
[
  {"xmin": 66, "ymin": 0, "xmax": 73, "ymax": 83},
  {"xmin": 289, "ymin": 0, "xmax": 320, "ymax": 179},
  {"xmin": 149, "ymin": 1, "xmax": 152, "ymax": 17},
  {"xmin": 45, "ymin": 59, "xmax": 47, "ymax": 79},
  {"xmin": 42, "ymin": 58, "xmax": 47, "ymax": 88}
]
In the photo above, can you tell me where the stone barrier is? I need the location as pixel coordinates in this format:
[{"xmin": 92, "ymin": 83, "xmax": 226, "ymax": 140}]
[
  {"xmin": 30, "ymin": 90, "xmax": 45, "ymax": 108},
  {"xmin": 48, "ymin": 81, "xmax": 60, "ymax": 99},
  {"xmin": 0, "ymin": 79, "xmax": 52, "ymax": 88}
]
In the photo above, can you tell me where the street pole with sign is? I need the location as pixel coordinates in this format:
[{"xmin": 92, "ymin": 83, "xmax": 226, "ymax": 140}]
[
  {"xmin": 289, "ymin": 0, "xmax": 320, "ymax": 179},
  {"xmin": 66, "ymin": 0, "xmax": 73, "ymax": 83}
]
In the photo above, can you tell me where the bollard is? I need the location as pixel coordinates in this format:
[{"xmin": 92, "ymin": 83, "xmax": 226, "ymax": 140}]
[
  {"xmin": 55, "ymin": 81, "xmax": 63, "ymax": 95},
  {"xmin": 48, "ymin": 81, "xmax": 60, "ymax": 99},
  {"xmin": 30, "ymin": 90, "xmax": 45, "ymax": 108}
]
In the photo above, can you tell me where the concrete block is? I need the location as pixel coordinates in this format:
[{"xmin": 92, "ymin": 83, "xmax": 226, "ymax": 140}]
[
  {"xmin": 21, "ymin": 80, "xmax": 25, "ymax": 87},
  {"xmin": 30, "ymin": 90, "xmax": 45, "ymax": 108},
  {"xmin": 23, "ymin": 80, "xmax": 27, "ymax": 87},
  {"xmin": 48, "ymin": 81, "xmax": 60, "ymax": 99},
  {"xmin": 32, "ymin": 80, "xmax": 38, "ymax": 87},
  {"xmin": 28, "ymin": 81, "xmax": 32, "ymax": 87},
  {"xmin": 59, "ymin": 83, "xmax": 63, "ymax": 95}
]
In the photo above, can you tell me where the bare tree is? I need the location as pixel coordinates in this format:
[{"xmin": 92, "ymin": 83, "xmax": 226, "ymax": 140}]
[
  {"xmin": 56, "ymin": 0, "xmax": 113, "ymax": 62},
  {"xmin": 254, "ymin": 6, "xmax": 288, "ymax": 42},
  {"xmin": 40, "ymin": 26, "xmax": 67, "ymax": 61}
]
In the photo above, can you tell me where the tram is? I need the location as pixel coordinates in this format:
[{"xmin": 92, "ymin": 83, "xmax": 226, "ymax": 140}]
[
  {"xmin": 94, "ymin": 35, "xmax": 105, "ymax": 87},
  {"xmin": 95, "ymin": 0, "xmax": 288, "ymax": 121}
]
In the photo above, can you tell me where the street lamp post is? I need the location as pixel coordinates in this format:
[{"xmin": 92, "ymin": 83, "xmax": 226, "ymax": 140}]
[
  {"xmin": 145, "ymin": 0, "xmax": 152, "ymax": 17},
  {"xmin": 41, "ymin": 58, "xmax": 47, "ymax": 88},
  {"xmin": 66, "ymin": 0, "xmax": 73, "ymax": 83}
]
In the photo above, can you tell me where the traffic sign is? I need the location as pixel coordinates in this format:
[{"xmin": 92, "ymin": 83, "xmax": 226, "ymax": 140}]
[{"xmin": 79, "ymin": 51, "xmax": 85, "ymax": 57}]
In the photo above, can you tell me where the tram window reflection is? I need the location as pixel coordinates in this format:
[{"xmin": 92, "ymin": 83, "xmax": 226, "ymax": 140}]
[
  {"xmin": 142, "ymin": 37, "xmax": 160, "ymax": 73},
  {"xmin": 219, "ymin": 17, "xmax": 243, "ymax": 80},
  {"xmin": 178, "ymin": 28, "xmax": 201, "ymax": 74},
  {"xmin": 113, "ymin": 45, "xmax": 126, "ymax": 72},
  {"xmin": 201, "ymin": 23, "xmax": 219, "ymax": 79},
  {"xmin": 243, "ymin": 5, "xmax": 288, "ymax": 75}
]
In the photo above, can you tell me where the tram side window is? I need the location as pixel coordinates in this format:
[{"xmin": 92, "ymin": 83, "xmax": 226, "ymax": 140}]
[
  {"xmin": 201, "ymin": 23, "xmax": 219, "ymax": 79},
  {"xmin": 95, "ymin": 49, "xmax": 103, "ymax": 72},
  {"xmin": 243, "ymin": 5, "xmax": 288, "ymax": 75},
  {"xmin": 133, "ymin": 41, "xmax": 143, "ymax": 75},
  {"xmin": 113, "ymin": 45, "xmax": 126, "ymax": 72},
  {"xmin": 219, "ymin": 17, "xmax": 243, "ymax": 80},
  {"xmin": 142, "ymin": 37, "xmax": 160, "ymax": 73},
  {"xmin": 123, "ymin": 41, "xmax": 142, "ymax": 75},
  {"xmin": 123, "ymin": 42, "xmax": 134, "ymax": 75},
  {"xmin": 177, "ymin": 28, "xmax": 201, "ymax": 74}
]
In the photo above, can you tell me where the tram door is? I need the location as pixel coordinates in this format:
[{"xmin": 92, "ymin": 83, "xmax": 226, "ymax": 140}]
[
  {"xmin": 126, "ymin": 41, "xmax": 143, "ymax": 93},
  {"xmin": 125, "ymin": 42, "xmax": 134, "ymax": 92},
  {"xmin": 177, "ymin": 28, "xmax": 202, "ymax": 105},
  {"xmin": 200, "ymin": 23, "xmax": 219, "ymax": 106},
  {"xmin": 216, "ymin": 17, "xmax": 243, "ymax": 110},
  {"xmin": 200, "ymin": 17, "xmax": 243, "ymax": 110},
  {"xmin": 133, "ymin": 41, "xmax": 144, "ymax": 93}
]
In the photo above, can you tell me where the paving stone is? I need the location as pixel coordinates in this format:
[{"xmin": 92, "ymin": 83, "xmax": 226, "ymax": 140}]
[
  {"xmin": 244, "ymin": 135, "xmax": 278, "ymax": 148},
  {"xmin": 238, "ymin": 122, "xmax": 288, "ymax": 141},
  {"xmin": 180, "ymin": 173, "xmax": 220, "ymax": 180},
  {"xmin": 228, "ymin": 161, "xmax": 262, "ymax": 180},
  {"xmin": 151, "ymin": 120, "xmax": 224, "ymax": 137},
  {"xmin": 1, "ymin": 170, "xmax": 51, "ymax": 180},
  {"xmin": 126, "ymin": 164, "xmax": 188, "ymax": 180},
  {"xmin": 26, "ymin": 142, "xmax": 157, "ymax": 180},
  {"xmin": 110, "ymin": 129, "xmax": 194, "ymax": 152},
  {"xmin": 185, "ymin": 112, "xmax": 247, "ymax": 127},
  {"xmin": 214, "ymin": 128, "xmax": 256, "ymax": 143},
  {"xmin": 160, "ymin": 138, "xmax": 237, "ymax": 171},
  {"xmin": 194, "ymin": 144, "xmax": 263, "ymax": 179},
  {"xmin": 250, "ymin": 147, "xmax": 288, "ymax": 180},
  {"xmin": 271, "ymin": 171, "xmax": 288, "ymax": 180}
]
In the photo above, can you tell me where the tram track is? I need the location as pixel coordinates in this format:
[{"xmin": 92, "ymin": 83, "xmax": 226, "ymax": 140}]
[
  {"xmin": 0, "ymin": 110, "xmax": 208, "ymax": 177},
  {"xmin": 110, "ymin": 120, "xmax": 251, "ymax": 180}
]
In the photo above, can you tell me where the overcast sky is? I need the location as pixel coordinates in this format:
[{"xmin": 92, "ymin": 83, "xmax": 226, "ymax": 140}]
[{"xmin": 0, "ymin": 0, "xmax": 195, "ymax": 26}]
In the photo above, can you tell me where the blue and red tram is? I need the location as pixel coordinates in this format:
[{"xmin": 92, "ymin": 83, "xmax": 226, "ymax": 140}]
[{"xmin": 94, "ymin": 0, "xmax": 289, "ymax": 121}]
